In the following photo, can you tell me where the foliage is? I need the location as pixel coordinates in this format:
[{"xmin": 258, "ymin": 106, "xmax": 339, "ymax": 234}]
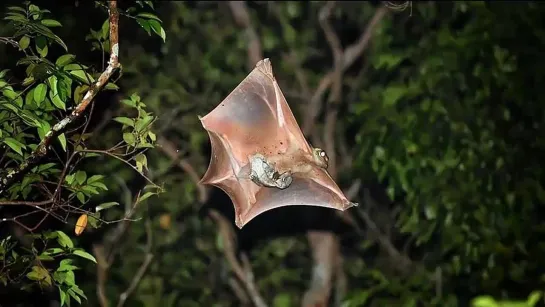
[
  {"xmin": 1, "ymin": 231, "xmax": 96, "ymax": 305},
  {"xmin": 0, "ymin": 1, "xmax": 165, "ymax": 306}
]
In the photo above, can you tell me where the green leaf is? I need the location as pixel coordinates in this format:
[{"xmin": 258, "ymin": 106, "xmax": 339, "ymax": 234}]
[
  {"xmin": 87, "ymin": 175, "xmax": 105, "ymax": 184},
  {"xmin": 56, "ymin": 54, "xmax": 76, "ymax": 67},
  {"xmin": 471, "ymin": 296, "xmax": 498, "ymax": 307},
  {"xmin": 383, "ymin": 86, "xmax": 406, "ymax": 107},
  {"xmin": 58, "ymin": 133, "xmax": 67, "ymax": 152},
  {"xmin": 135, "ymin": 115, "xmax": 154, "ymax": 132},
  {"xmin": 45, "ymin": 248, "xmax": 64, "ymax": 254},
  {"xmin": 374, "ymin": 54, "xmax": 404, "ymax": 70},
  {"xmin": 38, "ymin": 252, "xmax": 55, "ymax": 261},
  {"xmin": 75, "ymin": 171, "xmax": 87, "ymax": 185},
  {"xmin": 527, "ymin": 291, "xmax": 542, "ymax": 306},
  {"xmin": 95, "ymin": 202, "xmax": 119, "ymax": 212},
  {"xmin": 25, "ymin": 88, "xmax": 35, "ymax": 106},
  {"xmin": 57, "ymin": 77, "xmax": 71, "ymax": 101},
  {"xmin": 19, "ymin": 35, "xmax": 30, "ymax": 50},
  {"xmin": 0, "ymin": 69, "xmax": 9, "ymax": 79},
  {"xmin": 47, "ymin": 76, "xmax": 66, "ymax": 110},
  {"xmin": 7, "ymin": 6, "xmax": 26, "ymax": 13},
  {"xmin": 123, "ymin": 132, "xmax": 136, "ymax": 146},
  {"xmin": 138, "ymin": 191, "xmax": 155, "ymax": 203},
  {"xmin": 74, "ymin": 85, "xmax": 88, "ymax": 103},
  {"xmin": 59, "ymin": 290, "xmax": 66, "ymax": 307},
  {"xmin": 41, "ymin": 19, "xmax": 62, "ymax": 27},
  {"xmin": 87, "ymin": 212, "xmax": 100, "ymax": 228},
  {"xmin": 3, "ymin": 137, "xmax": 25, "ymax": 156},
  {"xmin": 68, "ymin": 289, "xmax": 82, "ymax": 304},
  {"xmin": 76, "ymin": 192, "xmax": 85, "ymax": 204},
  {"xmin": 34, "ymin": 83, "xmax": 47, "ymax": 104},
  {"xmin": 90, "ymin": 182, "xmax": 108, "ymax": 190},
  {"xmin": 35, "ymin": 36, "xmax": 49, "ymax": 58},
  {"xmin": 144, "ymin": 1, "xmax": 154, "ymax": 9},
  {"xmin": 58, "ymin": 259, "xmax": 78, "ymax": 272},
  {"xmin": 100, "ymin": 18, "xmax": 110, "ymax": 39},
  {"xmin": 135, "ymin": 153, "xmax": 148, "ymax": 173},
  {"xmin": 273, "ymin": 293, "xmax": 292, "ymax": 307},
  {"xmin": 104, "ymin": 82, "xmax": 119, "ymax": 90},
  {"xmin": 3, "ymin": 88, "xmax": 23, "ymax": 107},
  {"xmin": 72, "ymin": 249, "xmax": 97, "ymax": 263},
  {"xmin": 148, "ymin": 19, "xmax": 166, "ymax": 42},
  {"xmin": 4, "ymin": 15, "xmax": 27, "ymax": 23},
  {"xmin": 113, "ymin": 117, "xmax": 134, "ymax": 127},
  {"xmin": 136, "ymin": 18, "xmax": 151, "ymax": 35},
  {"xmin": 63, "ymin": 63, "xmax": 88, "ymax": 71},
  {"xmin": 69, "ymin": 70, "xmax": 95, "ymax": 84},
  {"xmin": 27, "ymin": 23, "xmax": 68, "ymax": 51},
  {"xmin": 29, "ymin": 4, "xmax": 39, "ymax": 13},
  {"xmin": 148, "ymin": 131, "xmax": 156, "ymax": 142},
  {"xmin": 137, "ymin": 12, "xmax": 162, "ymax": 22},
  {"xmin": 37, "ymin": 121, "xmax": 51, "ymax": 140},
  {"xmin": 70, "ymin": 284, "xmax": 87, "ymax": 299},
  {"xmin": 26, "ymin": 266, "xmax": 52, "ymax": 286},
  {"xmin": 55, "ymin": 231, "xmax": 74, "ymax": 249}
]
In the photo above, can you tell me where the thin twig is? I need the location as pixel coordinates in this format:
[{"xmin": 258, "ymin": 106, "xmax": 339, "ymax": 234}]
[
  {"xmin": 0, "ymin": 199, "xmax": 53, "ymax": 206},
  {"xmin": 156, "ymin": 137, "xmax": 208, "ymax": 203},
  {"xmin": 77, "ymin": 149, "xmax": 156, "ymax": 186}
]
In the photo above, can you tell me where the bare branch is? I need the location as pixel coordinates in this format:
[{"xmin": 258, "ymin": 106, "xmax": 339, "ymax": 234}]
[
  {"xmin": 228, "ymin": 1, "xmax": 263, "ymax": 69},
  {"xmin": 318, "ymin": 1, "xmax": 344, "ymax": 178},
  {"xmin": 228, "ymin": 277, "xmax": 251, "ymax": 305},
  {"xmin": 0, "ymin": 0, "xmax": 121, "ymax": 196},
  {"xmin": 77, "ymin": 149, "xmax": 156, "ymax": 187},
  {"xmin": 0, "ymin": 199, "xmax": 53, "ymax": 206},
  {"xmin": 93, "ymin": 244, "xmax": 110, "ymax": 307},
  {"xmin": 302, "ymin": 231, "xmax": 343, "ymax": 307},
  {"xmin": 303, "ymin": 6, "xmax": 388, "ymax": 135},
  {"xmin": 116, "ymin": 220, "xmax": 154, "ymax": 307},
  {"xmin": 93, "ymin": 189, "xmax": 151, "ymax": 307},
  {"xmin": 209, "ymin": 210, "xmax": 268, "ymax": 307},
  {"xmin": 357, "ymin": 189, "xmax": 413, "ymax": 273}
]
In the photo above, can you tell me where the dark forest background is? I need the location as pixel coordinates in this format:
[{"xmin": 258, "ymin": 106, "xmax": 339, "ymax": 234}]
[{"xmin": 0, "ymin": 1, "xmax": 544, "ymax": 307}]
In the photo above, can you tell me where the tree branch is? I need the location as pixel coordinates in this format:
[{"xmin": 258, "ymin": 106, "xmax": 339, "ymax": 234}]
[
  {"xmin": 93, "ymin": 189, "xmax": 149, "ymax": 307},
  {"xmin": 302, "ymin": 6, "xmax": 388, "ymax": 135},
  {"xmin": 228, "ymin": 1, "xmax": 263, "ymax": 69},
  {"xmin": 209, "ymin": 210, "xmax": 268, "ymax": 307},
  {"xmin": 0, "ymin": 0, "xmax": 121, "ymax": 196},
  {"xmin": 318, "ymin": 1, "xmax": 343, "ymax": 178},
  {"xmin": 302, "ymin": 231, "xmax": 343, "ymax": 307},
  {"xmin": 116, "ymin": 219, "xmax": 154, "ymax": 307}
]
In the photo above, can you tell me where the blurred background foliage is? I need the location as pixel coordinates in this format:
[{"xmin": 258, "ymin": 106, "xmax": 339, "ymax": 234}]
[{"xmin": 1, "ymin": 1, "xmax": 545, "ymax": 306}]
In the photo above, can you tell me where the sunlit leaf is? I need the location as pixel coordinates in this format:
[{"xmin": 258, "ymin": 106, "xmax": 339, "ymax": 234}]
[{"xmin": 95, "ymin": 202, "xmax": 119, "ymax": 212}]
